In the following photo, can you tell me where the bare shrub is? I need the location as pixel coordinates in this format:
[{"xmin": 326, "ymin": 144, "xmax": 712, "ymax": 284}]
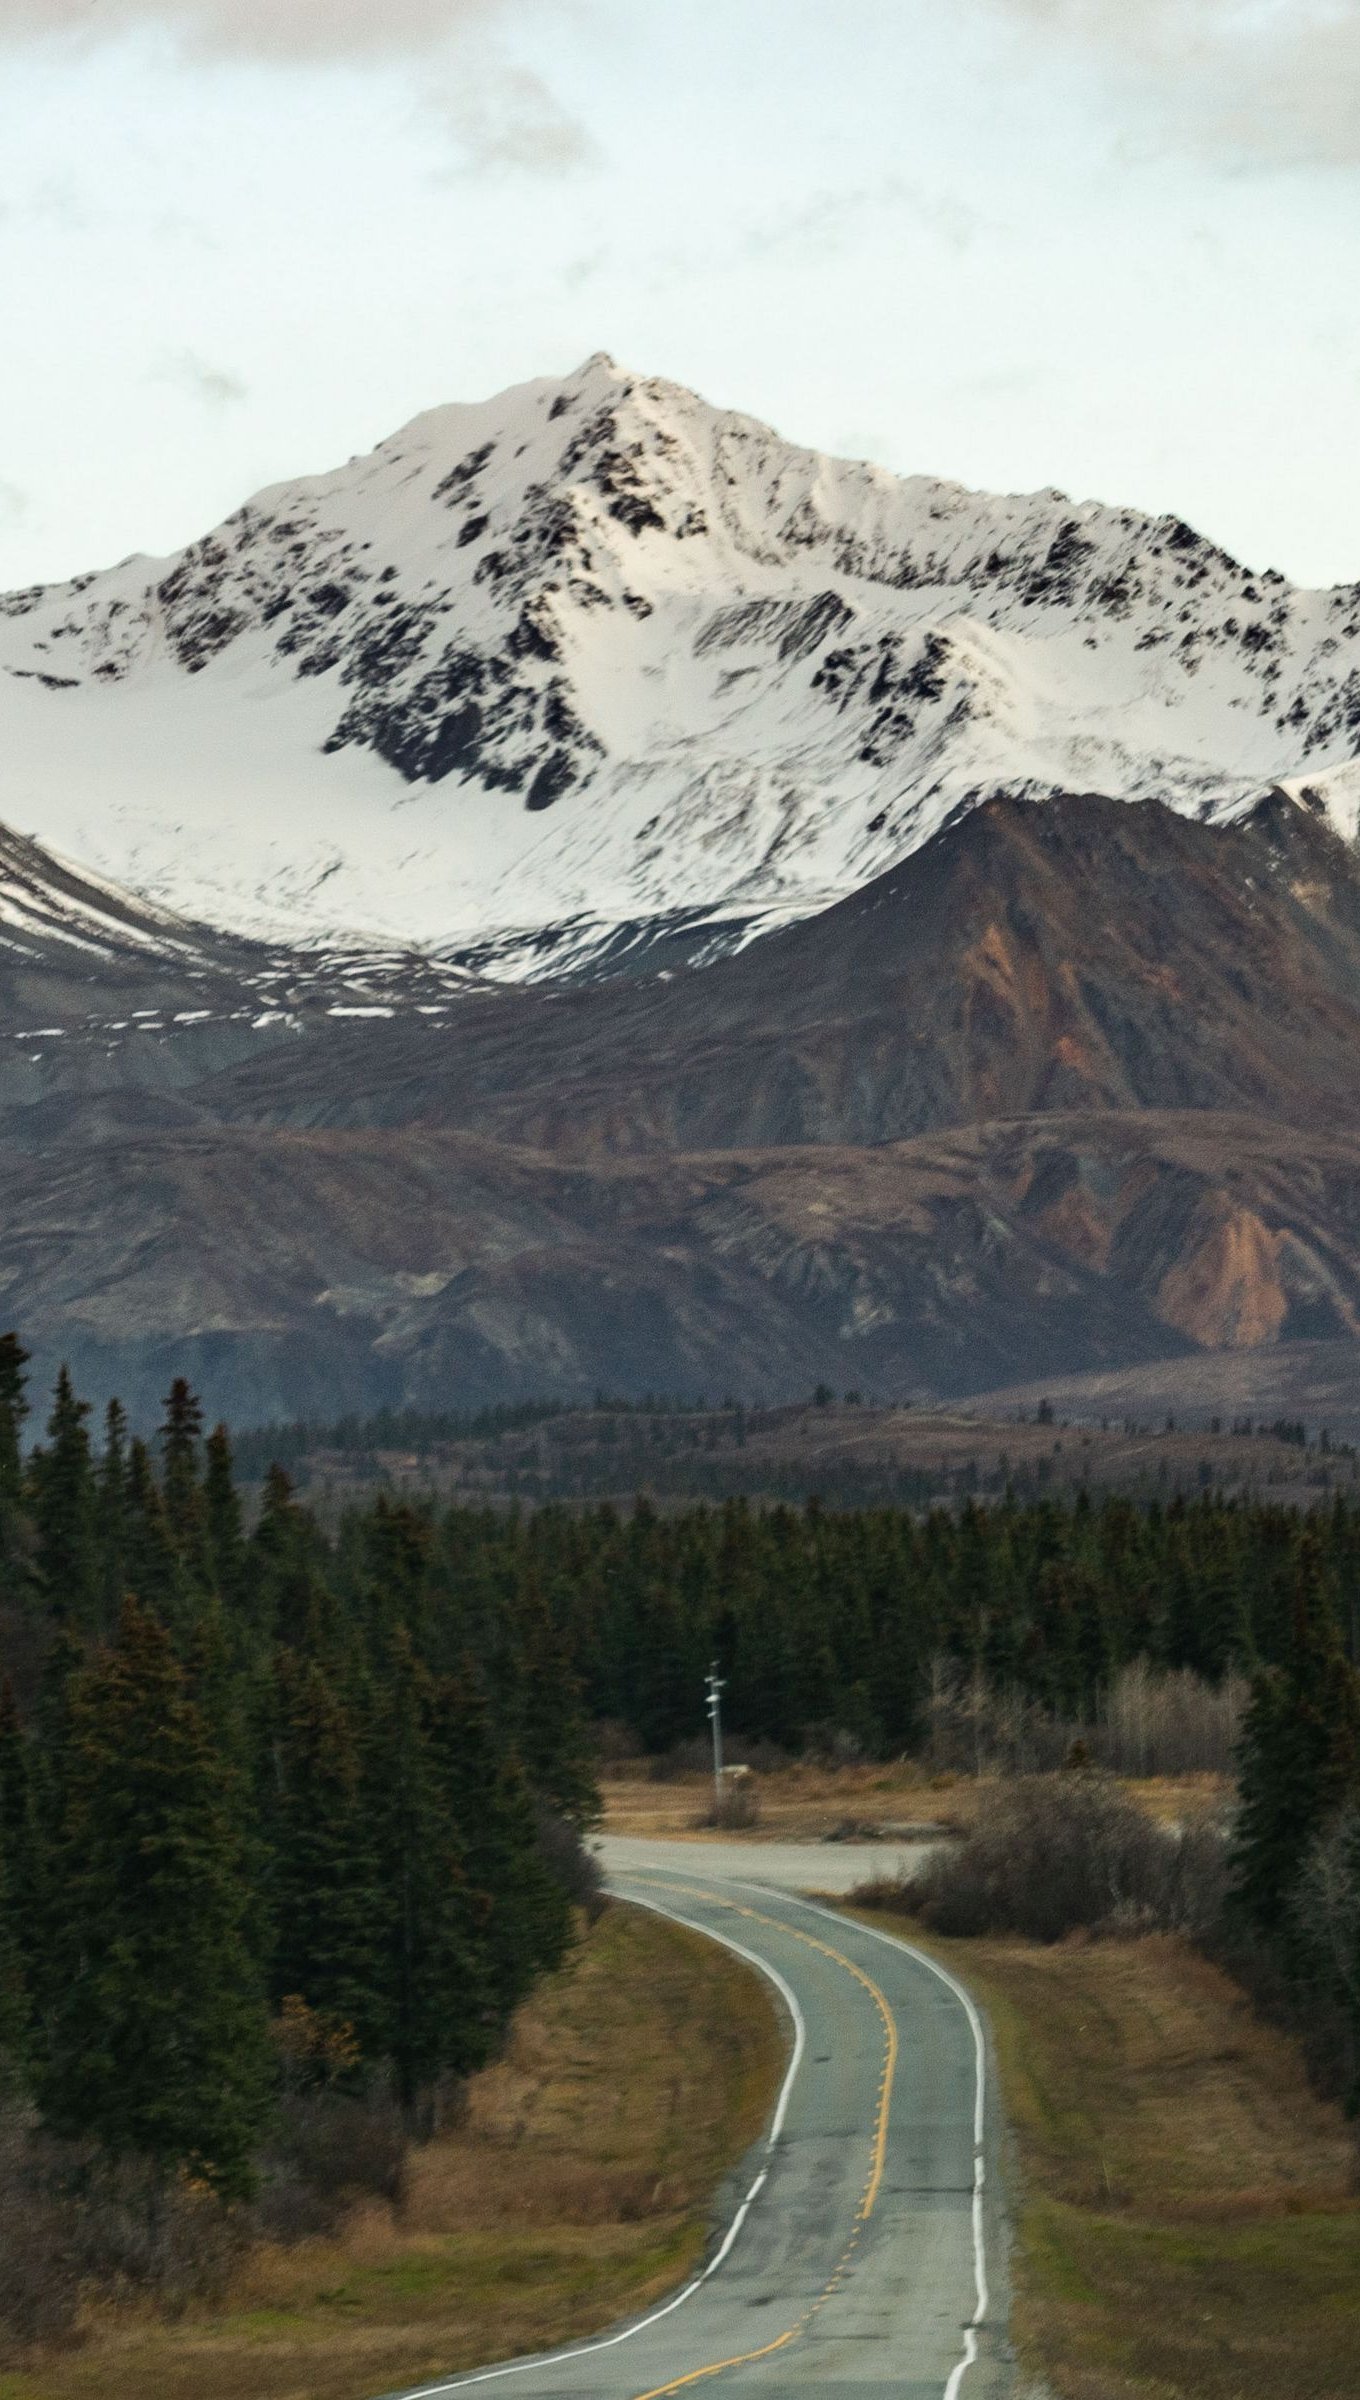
[
  {"xmin": 255, "ymin": 2090, "xmax": 408, "ymax": 2242},
  {"xmin": 67, "ymin": 2157, "xmax": 244, "ymax": 2313},
  {"xmin": 592, "ymin": 1719, "xmax": 642, "ymax": 1769},
  {"xmin": 922, "ymin": 1659, "xmax": 1246, "ymax": 1782},
  {"xmin": 858, "ymin": 1775, "xmax": 1230, "ymax": 1944},
  {"xmin": 536, "ymin": 1808, "xmax": 606, "ymax": 1921},
  {"xmin": 922, "ymin": 1664, "xmax": 1077, "ymax": 1777},
  {"xmin": 0, "ymin": 2111, "xmax": 247, "ymax": 2353},
  {"xmin": 0, "ymin": 2116, "xmax": 78, "ymax": 2348},
  {"xmin": 1096, "ymin": 1663, "xmax": 1247, "ymax": 1779}
]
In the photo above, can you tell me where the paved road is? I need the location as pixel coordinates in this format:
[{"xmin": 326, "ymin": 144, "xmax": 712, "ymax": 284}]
[
  {"xmin": 386, "ymin": 1846, "xmax": 1009, "ymax": 2400},
  {"xmin": 597, "ymin": 1833, "xmax": 940, "ymax": 1894}
]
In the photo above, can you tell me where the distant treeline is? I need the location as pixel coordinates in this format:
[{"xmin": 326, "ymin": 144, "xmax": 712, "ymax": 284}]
[
  {"xmin": 230, "ymin": 1398, "xmax": 572, "ymax": 1479},
  {"xmin": 486, "ymin": 1481, "xmax": 1360, "ymax": 1752},
  {"xmin": 229, "ymin": 1393, "xmax": 734, "ymax": 1482}
]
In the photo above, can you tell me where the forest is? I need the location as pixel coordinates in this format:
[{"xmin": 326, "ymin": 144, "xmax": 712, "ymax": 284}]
[
  {"xmin": 0, "ymin": 1335, "xmax": 1357, "ymax": 2291},
  {"xmin": 0, "ymin": 1337, "xmax": 597, "ymax": 2245}
]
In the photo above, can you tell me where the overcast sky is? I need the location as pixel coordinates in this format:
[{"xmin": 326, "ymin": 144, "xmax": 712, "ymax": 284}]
[{"xmin": 2, "ymin": 0, "xmax": 1357, "ymax": 589}]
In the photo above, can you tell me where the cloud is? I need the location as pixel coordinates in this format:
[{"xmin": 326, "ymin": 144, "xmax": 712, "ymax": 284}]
[
  {"xmin": 152, "ymin": 350, "xmax": 247, "ymax": 406},
  {"xmin": 0, "ymin": 0, "xmax": 510, "ymax": 62},
  {"xmin": 0, "ymin": 1, "xmax": 595, "ymax": 177},
  {"xmin": 0, "ymin": 481, "xmax": 28, "ymax": 530},
  {"xmin": 432, "ymin": 62, "xmax": 597, "ymax": 173},
  {"xmin": 986, "ymin": 0, "xmax": 1360, "ymax": 167}
]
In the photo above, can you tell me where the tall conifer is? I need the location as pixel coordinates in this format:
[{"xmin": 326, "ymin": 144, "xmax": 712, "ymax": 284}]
[
  {"xmin": 39, "ymin": 1599, "xmax": 269, "ymax": 2196},
  {"xmin": 29, "ymin": 1369, "xmax": 98, "ymax": 1625},
  {"xmin": 1231, "ymin": 1535, "xmax": 1360, "ymax": 1934}
]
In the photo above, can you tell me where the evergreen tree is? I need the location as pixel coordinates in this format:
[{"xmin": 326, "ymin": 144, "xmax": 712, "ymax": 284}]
[
  {"xmin": 427, "ymin": 1665, "xmax": 572, "ymax": 2043},
  {"xmin": 0, "ymin": 1334, "xmax": 30, "ymax": 1607},
  {"xmin": 39, "ymin": 1599, "xmax": 269, "ymax": 2196},
  {"xmin": 203, "ymin": 1425, "xmax": 246, "ymax": 1608},
  {"xmin": 0, "ymin": 1838, "xmax": 28, "ymax": 2086},
  {"xmin": 1231, "ymin": 1536, "xmax": 1360, "ymax": 1935},
  {"xmin": 122, "ymin": 1438, "xmax": 183, "ymax": 1625},
  {"xmin": 365, "ymin": 1634, "xmax": 487, "ymax": 2119},
  {"xmin": 0, "ymin": 1680, "xmax": 37, "ymax": 2006},
  {"xmin": 29, "ymin": 1368, "xmax": 99, "ymax": 1625},
  {"xmin": 512, "ymin": 1583, "xmax": 598, "ymax": 1825},
  {"xmin": 268, "ymin": 1653, "xmax": 385, "ymax": 2052},
  {"xmin": 160, "ymin": 1379, "xmax": 206, "ymax": 1562},
  {"xmin": 96, "ymin": 1399, "xmax": 131, "ymax": 1627},
  {"xmin": 250, "ymin": 1466, "xmax": 329, "ymax": 1650},
  {"xmin": 0, "ymin": 1334, "xmax": 27, "ymax": 1515}
]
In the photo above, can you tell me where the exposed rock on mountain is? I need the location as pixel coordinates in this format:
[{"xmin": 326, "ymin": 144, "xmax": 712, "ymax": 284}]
[
  {"xmin": 7, "ymin": 1108, "xmax": 1360, "ymax": 1429},
  {"xmin": 1, "ymin": 791, "xmax": 1360, "ymax": 1422},
  {"xmin": 159, "ymin": 790, "xmax": 1360, "ymax": 1156}
]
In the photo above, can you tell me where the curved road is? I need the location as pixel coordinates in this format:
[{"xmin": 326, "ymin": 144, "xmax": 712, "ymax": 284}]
[{"xmin": 385, "ymin": 1840, "xmax": 1010, "ymax": 2399}]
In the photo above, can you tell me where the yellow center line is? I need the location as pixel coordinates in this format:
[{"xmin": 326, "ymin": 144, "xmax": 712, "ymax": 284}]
[{"xmin": 623, "ymin": 1880, "xmax": 898, "ymax": 2398}]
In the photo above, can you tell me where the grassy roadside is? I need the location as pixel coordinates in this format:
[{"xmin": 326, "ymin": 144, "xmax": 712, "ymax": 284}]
[
  {"xmin": 600, "ymin": 1762, "xmax": 1228, "ymax": 1842},
  {"xmin": 851, "ymin": 1908, "xmax": 1359, "ymax": 2400},
  {"xmin": 0, "ymin": 1901, "xmax": 783, "ymax": 2400}
]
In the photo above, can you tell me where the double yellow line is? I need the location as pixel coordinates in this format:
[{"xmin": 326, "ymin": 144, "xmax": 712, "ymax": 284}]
[{"xmin": 627, "ymin": 1884, "xmax": 899, "ymax": 2399}]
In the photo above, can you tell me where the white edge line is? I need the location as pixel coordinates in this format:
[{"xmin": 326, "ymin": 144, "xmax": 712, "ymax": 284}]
[
  {"xmin": 390, "ymin": 1886, "xmax": 807, "ymax": 2400},
  {"xmin": 753, "ymin": 1885, "xmax": 990, "ymax": 2399}
]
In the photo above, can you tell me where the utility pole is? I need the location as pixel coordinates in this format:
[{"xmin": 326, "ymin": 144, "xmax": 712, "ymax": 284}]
[{"xmin": 705, "ymin": 1661, "xmax": 725, "ymax": 1810}]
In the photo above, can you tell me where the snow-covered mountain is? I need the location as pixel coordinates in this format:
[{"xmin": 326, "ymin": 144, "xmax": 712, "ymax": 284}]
[{"xmin": 3, "ymin": 351, "xmax": 1359, "ymax": 970}]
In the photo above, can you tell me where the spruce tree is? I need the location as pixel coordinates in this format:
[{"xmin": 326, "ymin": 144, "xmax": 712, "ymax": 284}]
[
  {"xmin": 268, "ymin": 1653, "xmax": 385, "ymax": 2054},
  {"xmin": 0, "ymin": 1334, "xmax": 30, "ymax": 1608},
  {"xmin": 96, "ymin": 1399, "xmax": 130, "ymax": 1628},
  {"xmin": 39, "ymin": 1598, "xmax": 269, "ymax": 2197},
  {"xmin": 427, "ymin": 1665, "xmax": 571, "ymax": 2044},
  {"xmin": 160, "ymin": 1379, "xmax": 206, "ymax": 1567},
  {"xmin": 1231, "ymin": 1535, "xmax": 1360, "ymax": 1936},
  {"xmin": 0, "ymin": 1837, "xmax": 28, "ymax": 2087},
  {"xmin": 29, "ymin": 1368, "xmax": 99, "ymax": 1625},
  {"xmin": 250, "ymin": 1466, "xmax": 329, "ymax": 1650},
  {"xmin": 0, "ymin": 1683, "xmax": 32, "ymax": 2077},
  {"xmin": 0, "ymin": 1335, "xmax": 27, "ymax": 1513},
  {"xmin": 365, "ymin": 1634, "xmax": 487, "ymax": 2119},
  {"xmin": 512, "ymin": 1583, "xmax": 598, "ymax": 1825},
  {"xmin": 0, "ymin": 1681, "xmax": 37, "ymax": 2004},
  {"xmin": 203, "ymin": 1425, "xmax": 246, "ymax": 1608},
  {"xmin": 122, "ymin": 1439, "xmax": 183, "ymax": 1625}
]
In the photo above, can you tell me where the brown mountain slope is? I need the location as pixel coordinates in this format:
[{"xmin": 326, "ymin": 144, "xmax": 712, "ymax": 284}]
[
  {"xmin": 10, "ymin": 791, "xmax": 1360, "ymax": 1422},
  {"xmin": 8, "ymin": 1108, "xmax": 1360, "ymax": 1425},
  {"xmin": 178, "ymin": 789, "xmax": 1360, "ymax": 1157}
]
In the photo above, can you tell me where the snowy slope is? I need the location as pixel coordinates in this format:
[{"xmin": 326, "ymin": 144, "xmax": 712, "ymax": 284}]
[{"xmin": 2, "ymin": 351, "xmax": 1359, "ymax": 968}]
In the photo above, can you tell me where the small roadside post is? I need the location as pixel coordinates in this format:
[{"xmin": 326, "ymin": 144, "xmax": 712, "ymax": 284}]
[{"xmin": 705, "ymin": 1660, "xmax": 725, "ymax": 1812}]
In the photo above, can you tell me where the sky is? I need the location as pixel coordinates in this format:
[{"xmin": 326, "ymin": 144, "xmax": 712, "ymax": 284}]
[{"xmin": 1, "ymin": 0, "xmax": 1358, "ymax": 590}]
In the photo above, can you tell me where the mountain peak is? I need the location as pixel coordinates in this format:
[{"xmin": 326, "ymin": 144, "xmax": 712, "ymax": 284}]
[{"xmin": 1, "ymin": 360, "xmax": 1358, "ymax": 962}]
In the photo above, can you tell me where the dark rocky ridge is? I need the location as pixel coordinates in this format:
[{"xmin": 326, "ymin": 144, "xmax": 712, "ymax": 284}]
[
  {"xmin": 7, "ymin": 791, "xmax": 1360, "ymax": 1424},
  {"xmin": 181, "ymin": 789, "xmax": 1360, "ymax": 1151}
]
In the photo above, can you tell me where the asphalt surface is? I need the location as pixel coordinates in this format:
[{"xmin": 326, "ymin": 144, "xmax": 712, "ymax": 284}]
[
  {"xmin": 597, "ymin": 1833, "xmax": 941, "ymax": 1894},
  {"xmin": 385, "ymin": 1843, "xmax": 1010, "ymax": 2400}
]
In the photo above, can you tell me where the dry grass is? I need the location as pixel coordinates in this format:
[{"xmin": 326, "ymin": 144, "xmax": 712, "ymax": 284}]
[
  {"xmin": 601, "ymin": 1761, "xmax": 1226, "ymax": 1843},
  {"xmin": 0, "ymin": 1901, "xmax": 783, "ymax": 2400},
  {"xmin": 852, "ymin": 1914, "xmax": 1359, "ymax": 2400}
]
